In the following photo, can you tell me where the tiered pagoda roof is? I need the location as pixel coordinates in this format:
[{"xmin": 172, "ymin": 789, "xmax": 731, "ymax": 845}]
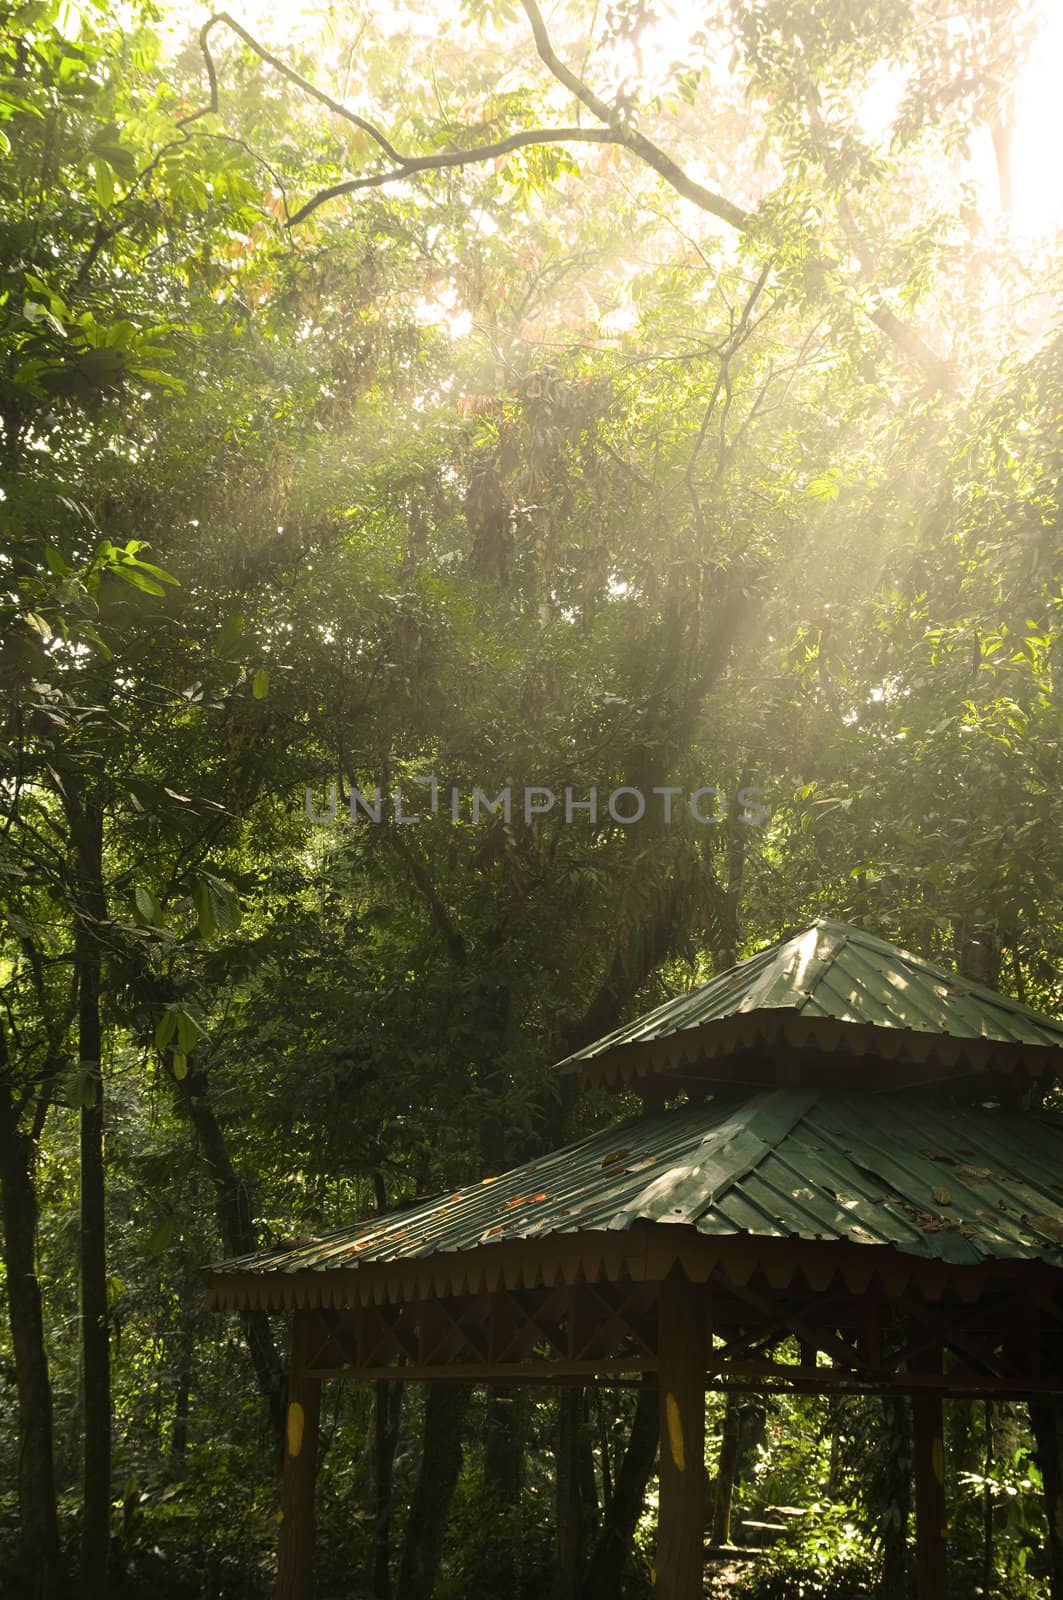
[
  {"xmin": 207, "ymin": 919, "xmax": 1063, "ymax": 1312},
  {"xmin": 557, "ymin": 918, "xmax": 1063, "ymax": 1093}
]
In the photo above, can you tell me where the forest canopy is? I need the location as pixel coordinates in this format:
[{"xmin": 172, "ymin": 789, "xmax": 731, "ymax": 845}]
[{"xmin": 2, "ymin": 0, "xmax": 1063, "ymax": 1596}]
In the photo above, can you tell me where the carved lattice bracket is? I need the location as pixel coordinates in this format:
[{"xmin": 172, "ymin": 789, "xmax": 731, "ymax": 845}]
[{"xmin": 298, "ymin": 1264, "xmax": 1063, "ymax": 1398}]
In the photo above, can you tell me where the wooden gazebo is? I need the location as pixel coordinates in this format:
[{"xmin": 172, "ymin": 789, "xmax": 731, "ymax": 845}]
[{"xmin": 206, "ymin": 919, "xmax": 1063, "ymax": 1599}]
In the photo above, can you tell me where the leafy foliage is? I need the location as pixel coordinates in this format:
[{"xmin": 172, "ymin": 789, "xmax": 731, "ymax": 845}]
[{"xmin": 2, "ymin": 0, "xmax": 1063, "ymax": 1594}]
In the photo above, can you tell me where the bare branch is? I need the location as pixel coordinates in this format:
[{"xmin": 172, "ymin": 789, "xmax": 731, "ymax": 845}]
[
  {"xmin": 521, "ymin": 0, "xmax": 951, "ymax": 390},
  {"xmin": 181, "ymin": 12, "xmax": 403, "ymax": 165},
  {"xmin": 800, "ymin": 73, "xmax": 956, "ymax": 392},
  {"xmin": 866, "ymin": 303, "xmax": 954, "ymax": 391},
  {"xmin": 518, "ymin": 0, "xmax": 621, "ymax": 125},
  {"xmin": 188, "ymin": 6, "xmax": 746, "ymax": 230},
  {"xmin": 684, "ymin": 260, "xmax": 772, "ymax": 526},
  {"xmin": 176, "ymin": 16, "xmax": 220, "ymax": 128},
  {"xmin": 183, "ymin": 2, "xmax": 953, "ymax": 390},
  {"xmin": 72, "ymin": 131, "xmax": 194, "ymax": 287},
  {"xmin": 382, "ymin": 832, "xmax": 466, "ymax": 965},
  {"xmin": 597, "ymin": 434, "xmax": 653, "ymax": 489},
  {"xmin": 519, "ymin": 0, "xmax": 749, "ymax": 230},
  {"xmin": 286, "ymin": 126, "xmax": 625, "ymax": 227}
]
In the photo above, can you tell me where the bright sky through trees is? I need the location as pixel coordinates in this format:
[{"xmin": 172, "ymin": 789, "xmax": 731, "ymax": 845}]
[
  {"xmin": 1007, "ymin": 1, "xmax": 1063, "ymax": 231},
  {"xmin": 174, "ymin": 0, "xmax": 1063, "ymax": 233}
]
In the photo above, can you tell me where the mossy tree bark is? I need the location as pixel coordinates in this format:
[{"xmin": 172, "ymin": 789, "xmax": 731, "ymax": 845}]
[
  {"xmin": 395, "ymin": 1381, "xmax": 472, "ymax": 1600},
  {"xmin": 0, "ymin": 1054, "xmax": 62, "ymax": 1599},
  {"xmin": 582, "ymin": 1382, "xmax": 659, "ymax": 1600},
  {"xmin": 1029, "ymin": 1400, "xmax": 1063, "ymax": 1600}
]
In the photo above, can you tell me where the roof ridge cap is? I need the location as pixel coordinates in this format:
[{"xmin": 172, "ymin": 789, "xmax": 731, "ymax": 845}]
[
  {"xmin": 610, "ymin": 1088, "xmax": 819, "ymax": 1227},
  {"xmin": 799, "ymin": 921, "xmax": 855, "ymax": 1006}
]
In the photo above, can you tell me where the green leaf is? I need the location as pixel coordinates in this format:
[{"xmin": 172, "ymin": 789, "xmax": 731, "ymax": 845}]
[
  {"xmin": 215, "ymin": 612, "xmax": 246, "ymax": 653},
  {"xmin": 93, "ymin": 159, "xmax": 115, "ymax": 209},
  {"xmin": 252, "ymin": 667, "xmax": 269, "ymax": 699},
  {"xmin": 112, "ymin": 566, "xmax": 167, "ymax": 597},
  {"xmin": 194, "ymin": 879, "xmax": 215, "ymax": 940},
  {"xmin": 170, "ymin": 1053, "xmax": 187, "ymax": 1081},
  {"xmin": 146, "ymin": 1216, "xmax": 177, "ymax": 1255},
  {"xmin": 133, "ymin": 886, "xmax": 154, "ymax": 923},
  {"xmin": 79, "ymin": 621, "xmax": 113, "ymax": 660},
  {"xmin": 174, "ymin": 1009, "xmax": 204, "ymax": 1054},
  {"xmin": 154, "ymin": 1011, "xmax": 178, "ymax": 1050},
  {"xmin": 67, "ymin": 1065, "xmax": 100, "ymax": 1109},
  {"xmin": 119, "ymin": 546, "xmax": 179, "ymax": 585},
  {"xmin": 130, "ymin": 367, "xmax": 185, "ymax": 392},
  {"xmin": 204, "ymin": 873, "xmax": 241, "ymax": 933}
]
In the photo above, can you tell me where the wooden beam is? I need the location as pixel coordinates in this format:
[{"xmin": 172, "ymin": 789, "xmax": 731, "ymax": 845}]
[
  {"xmin": 912, "ymin": 1362, "xmax": 947, "ymax": 1600},
  {"xmin": 305, "ymin": 1355, "xmax": 657, "ymax": 1381},
  {"xmin": 301, "ymin": 1352, "xmax": 1063, "ymax": 1397},
  {"xmin": 275, "ymin": 1312, "xmax": 322, "ymax": 1600},
  {"xmin": 656, "ymin": 1268, "xmax": 706, "ymax": 1599},
  {"xmin": 716, "ymin": 1362, "xmax": 1063, "ymax": 1399}
]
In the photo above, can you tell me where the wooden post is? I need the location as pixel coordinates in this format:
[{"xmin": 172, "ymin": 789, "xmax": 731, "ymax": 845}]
[
  {"xmin": 912, "ymin": 1386, "xmax": 947, "ymax": 1600},
  {"xmin": 656, "ymin": 1268, "xmax": 706, "ymax": 1599},
  {"xmin": 275, "ymin": 1312, "xmax": 322, "ymax": 1600}
]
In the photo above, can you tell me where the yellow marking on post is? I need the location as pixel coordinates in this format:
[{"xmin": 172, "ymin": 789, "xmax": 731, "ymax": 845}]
[
  {"xmin": 932, "ymin": 1438, "xmax": 944, "ymax": 1482},
  {"xmin": 665, "ymin": 1392, "xmax": 685, "ymax": 1472},
  {"xmin": 287, "ymin": 1400, "xmax": 305, "ymax": 1458}
]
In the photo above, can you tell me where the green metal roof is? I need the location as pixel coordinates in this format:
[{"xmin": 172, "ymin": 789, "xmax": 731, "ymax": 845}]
[
  {"xmin": 556, "ymin": 918, "xmax": 1063, "ymax": 1077},
  {"xmin": 209, "ymin": 1089, "xmax": 1063, "ymax": 1282}
]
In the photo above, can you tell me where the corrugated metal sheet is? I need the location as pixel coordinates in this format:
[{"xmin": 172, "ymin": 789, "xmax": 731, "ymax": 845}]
[
  {"xmin": 556, "ymin": 919, "xmax": 1063, "ymax": 1070},
  {"xmin": 210, "ymin": 1089, "xmax": 1063, "ymax": 1280}
]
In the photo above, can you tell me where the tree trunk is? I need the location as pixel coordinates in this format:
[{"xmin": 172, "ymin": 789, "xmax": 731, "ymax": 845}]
[
  {"xmin": 557, "ymin": 1386, "xmax": 585, "ymax": 1600},
  {"xmin": 711, "ymin": 1391, "xmax": 741, "ymax": 1545},
  {"xmin": 1029, "ymin": 1399, "xmax": 1063, "ymax": 1600},
  {"xmin": 0, "ymin": 1068, "xmax": 63, "ymax": 1598},
  {"xmin": 877, "ymin": 1396, "xmax": 913, "ymax": 1600},
  {"xmin": 990, "ymin": 101, "xmax": 1014, "ymax": 215},
  {"xmin": 395, "ymin": 1382, "xmax": 472, "ymax": 1600},
  {"xmin": 178, "ymin": 1064, "xmax": 286, "ymax": 1453},
  {"xmin": 371, "ymin": 1380, "xmax": 402, "ymax": 1600},
  {"xmin": 486, "ymin": 1385, "xmax": 524, "ymax": 1590},
  {"xmin": 912, "ymin": 1389, "xmax": 947, "ymax": 1600},
  {"xmin": 596, "ymin": 1391, "xmax": 613, "ymax": 1508},
  {"xmin": 577, "ymin": 1401, "xmax": 598, "ymax": 1537},
  {"xmin": 582, "ymin": 1382, "xmax": 658, "ymax": 1600},
  {"xmin": 827, "ymin": 1398, "xmax": 846, "ymax": 1497},
  {"xmin": 734, "ymin": 1397, "xmax": 767, "ymax": 1487},
  {"xmin": 170, "ymin": 1323, "xmax": 194, "ymax": 1464},
  {"xmin": 485, "ymin": 1385, "xmax": 524, "ymax": 1506},
  {"xmin": 72, "ymin": 797, "xmax": 111, "ymax": 1599},
  {"xmin": 956, "ymin": 923, "xmax": 1000, "ymax": 988},
  {"xmin": 982, "ymin": 1401, "xmax": 994, "ymax": 1599}
]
